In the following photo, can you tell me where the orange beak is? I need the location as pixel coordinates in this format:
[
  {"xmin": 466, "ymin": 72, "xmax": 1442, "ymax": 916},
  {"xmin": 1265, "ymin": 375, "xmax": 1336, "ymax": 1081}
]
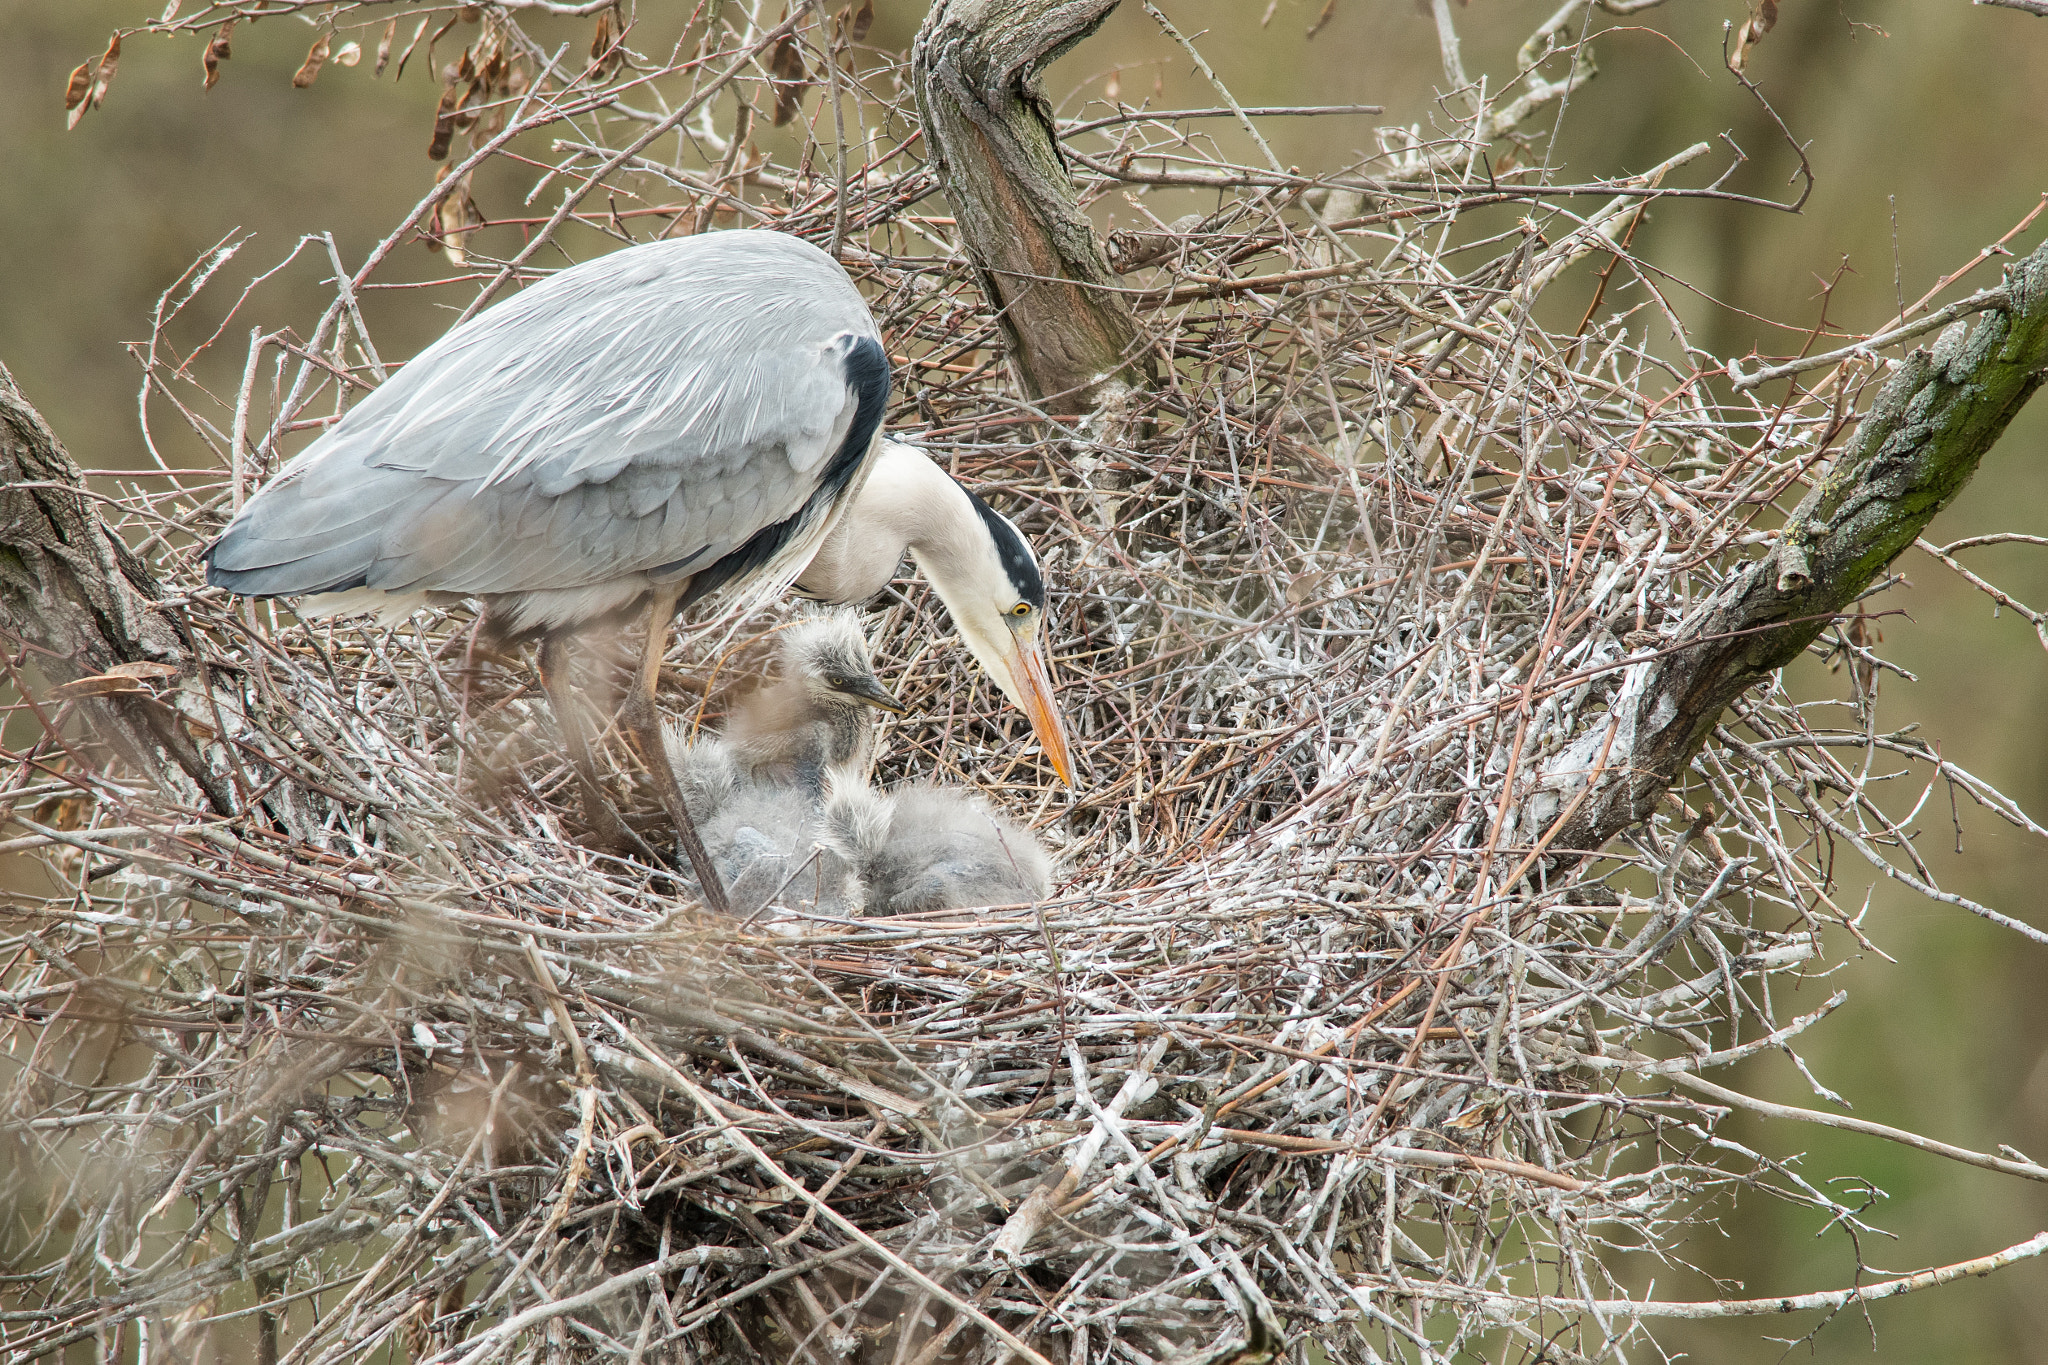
[{"xmin": 1006, "ymin": 635, "xmax": 1075, "ymax": 786}]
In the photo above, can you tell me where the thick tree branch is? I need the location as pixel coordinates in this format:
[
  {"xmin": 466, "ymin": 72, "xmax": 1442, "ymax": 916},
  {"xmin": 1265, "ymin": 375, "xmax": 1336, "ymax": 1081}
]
[
  {"xmin": 1566, "ymin": 237, "xmax": 2048, "ymax": 850},
  {"xmin": 911, "ymin": 0, "xmax": 1148, "ymax": 417},
  {"xmin": 0, "ymin": 364, "xmax": 232, "ymax": 812}
]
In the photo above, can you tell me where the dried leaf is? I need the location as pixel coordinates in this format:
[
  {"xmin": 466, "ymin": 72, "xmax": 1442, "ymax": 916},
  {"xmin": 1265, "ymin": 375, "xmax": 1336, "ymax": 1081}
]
[
  {"xmin": 394, "ymin": 15, "xmax": 430, "ymax": 83},
  {"xmin": 374, "ymin": 18, "xmax": 397, "ymax": 76},
  {"xmin": 1102, "ymin": 68, "xmax": 1120, "ymax": 103},
  {"xmin": 334, "ymin": 41, "xmax": 361, "ymax": 68},
  {"xmin": 770, "ymin": 33, "xmax": 807, "ymax": 84},
  {"xmin": 63, "ymin": 60, "xmax": 94, "ymax": 129},
  {"xmin": 848, "ymin": 0, "xmax": 873, "ymax": 43},
  {"xmin": 103, "ymin": 661, "xmax": 180, "ymax": 680},
  {"xmin": 468, "ymin": 84, "xmax": 506, "ymax": 144},
  {"xmin": 428, "ymin": 166, "xmax": 479, "ymax": 264},
  {"xmin": 457, "ymin": 3, "xmax": 482, "ymax": 20},
  {"xmin": 1285, "ymin": 570, "xmax": 1330, "ymax": 606},
  {"xmin": 1729, "ymin": 0, "xmax": 1778, "ymax": 73},
  {"xmin": 428, "ymin": 81, "xmax": 462, "ymax": 159},
  {"xmin": 588, "ymin": 7, "xmax": 624, "ymax": 80},
  {"xmin": 90, "ymin": 33, "xmax": 120, "ymax": 109},
  {"xmin": 37, "ymin": 794, "xmax": 87, "ymax": 831},
  {"xmin": 292, "ymin": 33, "xmax": 330, "ymax": 88},
  {"xmin": 456, "ymin": 79, "xmax": 484, "ymax": 134},
  {"xmin": 159, "ymin": 0, "xmax": 180, "ymax": 19},
  {"xmin": 50, "ymin": 675, "xmax": 145, "ymax": 701},
  {"xmin": 203, "ymin": 20, "xmax": 233, "ymax": 90},
  {"xmin": 769, "ymin": 34, "xmax": 808, "ymax": 126}
]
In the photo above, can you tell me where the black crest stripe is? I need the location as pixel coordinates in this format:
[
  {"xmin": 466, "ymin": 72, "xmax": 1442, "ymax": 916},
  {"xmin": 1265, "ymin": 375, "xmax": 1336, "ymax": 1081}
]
[{"xmin": 964, "ymin": 488, "xmax": 1043, "ymax": 608}]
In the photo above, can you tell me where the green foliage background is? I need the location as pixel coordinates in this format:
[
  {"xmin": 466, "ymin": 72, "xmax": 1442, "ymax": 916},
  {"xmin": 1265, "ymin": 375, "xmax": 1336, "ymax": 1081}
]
[{"xmin": 2, "ymin": 1, "xmax": 2045, "ymax": 1359}]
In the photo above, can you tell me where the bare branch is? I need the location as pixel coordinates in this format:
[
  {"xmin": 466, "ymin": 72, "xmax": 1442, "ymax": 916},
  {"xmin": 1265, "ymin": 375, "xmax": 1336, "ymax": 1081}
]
[
  {"xmin": 1392, "ymin": 1231, "xmax": 2048, "ymax": 1318},
  {"xmin": 1564, "ymin": 236, "xmax": 2048, "ymax": 852}
]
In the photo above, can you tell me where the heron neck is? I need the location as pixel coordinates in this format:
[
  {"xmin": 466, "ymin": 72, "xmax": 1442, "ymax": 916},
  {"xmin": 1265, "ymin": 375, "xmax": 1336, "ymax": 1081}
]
[{"xmin": 799, "ymin": 441, "xmax": 978, "ymax": 604}]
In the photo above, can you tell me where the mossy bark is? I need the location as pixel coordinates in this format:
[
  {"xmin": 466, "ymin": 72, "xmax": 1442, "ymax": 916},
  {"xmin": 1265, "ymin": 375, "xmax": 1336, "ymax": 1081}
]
[{"xmin": 1566, "ymin": 236, "xmax": 2048, "ymax": 850}]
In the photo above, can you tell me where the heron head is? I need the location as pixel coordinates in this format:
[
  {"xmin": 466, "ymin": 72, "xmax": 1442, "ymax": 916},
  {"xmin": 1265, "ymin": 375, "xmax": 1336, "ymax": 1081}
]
[
  {"xmin": 781, "ymin": 613, "xmax": 903, "ymax": 715},
  {"xmin": 924, "ymin": 494, "xmax": 1076, "ymax": 786}
]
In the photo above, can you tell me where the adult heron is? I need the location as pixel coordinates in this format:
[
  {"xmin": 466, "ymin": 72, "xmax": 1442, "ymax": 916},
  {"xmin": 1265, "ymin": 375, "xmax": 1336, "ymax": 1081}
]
[{"xmin": 203, "ymin": 231, "xmax": 1072, "ymax": 913}]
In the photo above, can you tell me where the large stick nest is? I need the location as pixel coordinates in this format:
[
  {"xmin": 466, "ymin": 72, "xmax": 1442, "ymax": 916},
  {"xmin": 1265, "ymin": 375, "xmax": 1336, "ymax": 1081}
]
[{"xmin": 6, "ymin": 5, "xmax": 2042, "ymax": 1364}]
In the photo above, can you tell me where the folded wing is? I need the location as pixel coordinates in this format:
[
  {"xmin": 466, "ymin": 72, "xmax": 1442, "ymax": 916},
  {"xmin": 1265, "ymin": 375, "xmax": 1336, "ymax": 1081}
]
[{"xmin": 206, "ymin": 233, "xmax": 884, "ymax": 613}]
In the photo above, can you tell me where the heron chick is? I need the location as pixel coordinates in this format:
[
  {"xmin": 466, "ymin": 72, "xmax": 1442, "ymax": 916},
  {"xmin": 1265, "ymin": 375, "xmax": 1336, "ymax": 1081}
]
[
  {"xmin": 825, "ymin": 783, "xmax": 1054, "ymax": 915},
  {"xmin": 663, "ymin": 610, "xmax": 897, "ymax": 918},
  {"xmin": 202, "ymin": 231, "xmax": 1072, "ymax": 913},
  {"xmin": 724, "ymin": 611, "xmax": 902, "ymax": 789},
  {"xmin": 661, "ymin": 738, "xmax": 850, "ymax": 920}
]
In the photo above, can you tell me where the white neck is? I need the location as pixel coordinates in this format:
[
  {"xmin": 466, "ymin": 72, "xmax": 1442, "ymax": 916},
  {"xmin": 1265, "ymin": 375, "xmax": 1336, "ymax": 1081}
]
[{"xmin": 797, "ymin": 440, "xmax": 981, "ymax": 604}]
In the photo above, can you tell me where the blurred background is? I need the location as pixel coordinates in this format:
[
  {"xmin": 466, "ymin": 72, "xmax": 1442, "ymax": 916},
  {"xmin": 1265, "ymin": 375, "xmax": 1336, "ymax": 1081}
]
[{"xmin": 3, "ymin": 1, "xmax": 2045, "ymax": 1359}]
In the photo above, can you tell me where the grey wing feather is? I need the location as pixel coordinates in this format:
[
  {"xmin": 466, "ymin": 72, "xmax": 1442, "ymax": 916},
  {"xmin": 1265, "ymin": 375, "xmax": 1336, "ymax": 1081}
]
[{"xmin": 207, "ymin": 232, "xmax": 878, "ymax": 603}]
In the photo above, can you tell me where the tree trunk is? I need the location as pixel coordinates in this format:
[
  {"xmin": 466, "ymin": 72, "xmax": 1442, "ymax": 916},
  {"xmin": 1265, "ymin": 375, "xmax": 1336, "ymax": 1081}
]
[
  {"xmin": 0, "ymin": 363, "xmax": 233, "ymax": 814},
  {"xmin": 911, "ymin": 0, "xmax": 1148, "ymax": 418}
]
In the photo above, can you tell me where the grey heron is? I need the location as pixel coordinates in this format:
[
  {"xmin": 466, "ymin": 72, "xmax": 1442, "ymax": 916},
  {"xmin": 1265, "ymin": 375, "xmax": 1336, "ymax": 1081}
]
[
  {"xmin": 662, "ymin": 610, "xmax": 896, "ymax": 918},
  {"xmin": 825, "ymin": 783, "xmax": 1054, "ymax": 915},
  {"xmin": 201, "ymin": 231, "xmax": 1072, "ymax": 913}
]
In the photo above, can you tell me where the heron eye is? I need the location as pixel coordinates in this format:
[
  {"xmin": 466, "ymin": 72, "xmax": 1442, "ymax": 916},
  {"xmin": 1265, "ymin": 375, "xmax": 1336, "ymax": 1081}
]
[{"xmin": 1011, "ymin": 603, "xmax": 1032, "ymax": 618}]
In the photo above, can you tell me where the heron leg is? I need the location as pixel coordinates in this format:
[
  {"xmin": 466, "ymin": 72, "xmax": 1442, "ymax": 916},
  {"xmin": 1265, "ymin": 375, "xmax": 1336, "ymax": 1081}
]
[
  {"xmin": 620, "ymin": 584, "xmax": 732, "ymax": 916},
  {"xmin": 535, "ymin": 634, "xmax": 656, "ymax": 862}
]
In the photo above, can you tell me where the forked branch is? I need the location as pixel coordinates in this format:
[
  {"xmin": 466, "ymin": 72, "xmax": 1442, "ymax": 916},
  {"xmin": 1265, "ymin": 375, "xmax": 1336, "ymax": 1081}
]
[{"xmin": 911, "ymin": 0, "xmax": 1149, "ymax": 417}]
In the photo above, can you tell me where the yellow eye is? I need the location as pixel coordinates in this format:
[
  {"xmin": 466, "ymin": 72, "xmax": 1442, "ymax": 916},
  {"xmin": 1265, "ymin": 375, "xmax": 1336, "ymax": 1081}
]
[{"xmin": 1011, "ymin": 603, "xmax": 1032, "ymax": 618}]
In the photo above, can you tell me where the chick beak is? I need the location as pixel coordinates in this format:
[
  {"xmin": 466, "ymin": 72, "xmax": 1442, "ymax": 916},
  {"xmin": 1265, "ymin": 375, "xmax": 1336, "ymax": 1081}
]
[
  {"xmin": 839, "ymin": 674, "xmax": 905, "ymax": 714},
  {"xmin": 1005, "ymin": 635, "xmax": 1075, "ymax": 786}
]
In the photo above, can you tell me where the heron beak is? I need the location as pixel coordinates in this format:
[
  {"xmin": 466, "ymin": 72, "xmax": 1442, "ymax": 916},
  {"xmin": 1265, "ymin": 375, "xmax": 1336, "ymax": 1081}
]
[
  {"xmin": 838, "ymin": 674, "xmax": 905, "ymax": 714},
  {"xmin": 1004, "ymin": 635, "xmax": 1074, "ymax": 786}
]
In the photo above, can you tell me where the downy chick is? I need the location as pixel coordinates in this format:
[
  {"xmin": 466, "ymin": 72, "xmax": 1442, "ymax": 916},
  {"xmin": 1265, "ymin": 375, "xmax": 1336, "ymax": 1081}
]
[
  {"xmin": 664, "ymin": 611, "xmax": 900, "ymax": 917},
  {"xmin": 662, "ymin": 737, "xmax": 851, "ymax": 917},
  {"xmin": 825, "ymin": 782, "xmax": 1054, "ymax": 915},
  {"xmin": 725, "ymin": 612, "xmax": 902, "ymax": 790}
]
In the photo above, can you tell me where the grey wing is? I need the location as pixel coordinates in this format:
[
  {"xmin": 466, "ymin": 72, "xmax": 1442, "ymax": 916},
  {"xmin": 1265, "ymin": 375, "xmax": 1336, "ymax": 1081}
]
[{"xmin": 206, "ymin": 233, "xmax": 884, "ymax": 607}]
